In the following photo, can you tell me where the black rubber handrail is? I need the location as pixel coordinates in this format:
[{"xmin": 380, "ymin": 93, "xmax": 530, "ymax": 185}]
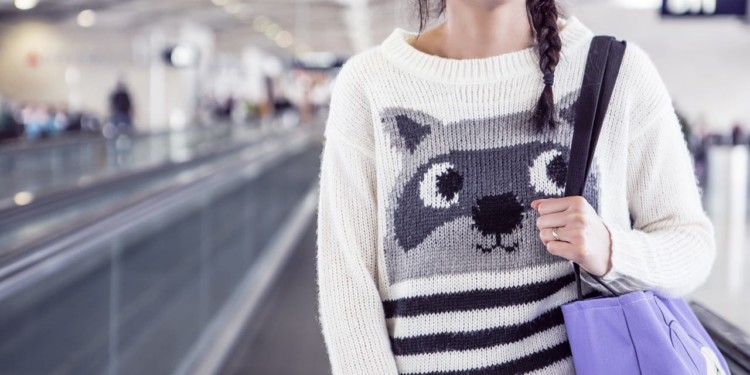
[
  {"xmin": 689, "ymin": 301, "xmax": 750, "ymax": 373},
  {"xmin": 0, "ymin": 120, "xmax": 237, "ymax": 155},
  {"xmin": 0, "ymin": 129, "xmax": 316, "ymax": 288},
  {"xmin": 0, "ymin": 129, "xmax": 271, "ymax": 231}
]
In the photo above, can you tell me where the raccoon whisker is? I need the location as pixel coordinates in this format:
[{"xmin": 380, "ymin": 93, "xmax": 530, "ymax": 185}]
[
  {"xmin": 475, "ymin": 244, "xmax": 494, "ymax": 254},
  {"xmin": 501, "ymin": 242, "xmax": 519, "ymax": 253}
]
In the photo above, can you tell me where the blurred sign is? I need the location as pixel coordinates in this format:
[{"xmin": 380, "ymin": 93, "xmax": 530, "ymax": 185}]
[{"xmin": 661, "ymin": 0, "xmax": 747, "ymax": 16}]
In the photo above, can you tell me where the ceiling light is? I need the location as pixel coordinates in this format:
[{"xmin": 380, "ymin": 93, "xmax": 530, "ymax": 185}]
[
  {"xmin": 13, "ymin": 191, "xmax": 34, "ymax": 206},
  {"xmin": 275, "ymin": 31, "xmax": 294, "ymax": 48},
  {"xmin": 612, "ymin": 0, "xmax": 661, "ymax": 9},
  {"xmin": 253, "ymin": 15, "xmax": 270, "ymax": 31},
  {"xmin": 14, "ymin": 0, "xmax": 39, "ymax": 10},
  {"xmin": 264, "ymin": 23, "xmax": 280, "ymax": 39},
  {"xmin": 224, "ymin": 3, "xmax": 243, "ymax": 14},
  {"xmin": 77, "ymin": 9, "xmax": 96, "ymax": 28}
]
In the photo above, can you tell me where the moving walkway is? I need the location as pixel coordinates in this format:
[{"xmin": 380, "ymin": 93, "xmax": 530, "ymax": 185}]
[{"xmin": 0, "ymin": 121, "xmax": 747, "ymax": 374}]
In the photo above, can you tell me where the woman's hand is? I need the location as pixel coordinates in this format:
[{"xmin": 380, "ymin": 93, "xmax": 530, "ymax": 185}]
[{"xmin": 531, "ymin": 196, "xmax": 613, "ymax": 277}]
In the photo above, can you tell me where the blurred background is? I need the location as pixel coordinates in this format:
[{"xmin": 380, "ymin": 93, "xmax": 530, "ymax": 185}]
[{"xmin": 0, "ymin": 0, "xmax": 749, "ymax": 373}]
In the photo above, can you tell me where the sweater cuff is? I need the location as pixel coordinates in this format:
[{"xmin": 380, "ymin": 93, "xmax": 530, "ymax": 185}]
[{"xmin": 596, "ymin": 217, "xmax": 646, "ymax": 283}]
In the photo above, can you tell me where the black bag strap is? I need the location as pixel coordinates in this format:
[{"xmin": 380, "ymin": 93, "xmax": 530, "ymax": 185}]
[{"xmin": 565, "ymin": 35, "xmax": 627, "ymax": 300}]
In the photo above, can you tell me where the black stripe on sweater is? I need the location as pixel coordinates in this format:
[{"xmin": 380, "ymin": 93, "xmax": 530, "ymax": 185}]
[
  {"xmin": 383, "ymin": 273, "xmax": 575, "ymax": 319},
  {"xmin": 390, "ymin": 307, "xmax": 565, "ymax": 356},
  {"xmin": 400, "ymin": 340, "xmax": 573, "ymax": 375}
]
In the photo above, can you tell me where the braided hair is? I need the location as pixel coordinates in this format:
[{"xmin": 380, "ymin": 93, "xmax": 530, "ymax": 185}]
[
  {"xmin": 414, "ymin": 0, "xmax": 563, "ymax": 134},
  {"xmin": 526, "ymin": 0, "xmax": 562, "ymax": 133}
]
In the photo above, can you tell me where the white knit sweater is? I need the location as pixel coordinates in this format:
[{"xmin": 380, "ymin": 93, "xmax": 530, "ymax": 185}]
[{"xmin": 315, "ymin": 15, "xmax": 716, "ymax": 375}]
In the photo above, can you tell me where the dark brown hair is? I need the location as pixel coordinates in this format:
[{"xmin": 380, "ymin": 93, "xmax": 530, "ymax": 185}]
[{"xmin": 413, "ymin": 0, "xmax": 562, "ymax": 134}]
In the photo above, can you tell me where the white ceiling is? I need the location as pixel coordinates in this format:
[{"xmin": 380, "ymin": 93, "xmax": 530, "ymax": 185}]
[
  {"xmin": 0, "ymin": 0, "xmax": 748, "ymax": 126},
  {"xmin": 0, "ymin": 0, "xmax": 414, "ymax": 56}
]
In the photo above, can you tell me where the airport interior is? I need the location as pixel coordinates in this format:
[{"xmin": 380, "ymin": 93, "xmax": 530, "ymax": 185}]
[{"xmin": 0, "ymin": 0, "xmax": 749, "ymax": 374}]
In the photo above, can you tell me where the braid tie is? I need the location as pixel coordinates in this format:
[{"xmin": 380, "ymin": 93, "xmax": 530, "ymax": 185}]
[{"xmin": 543, "ymin": 72, "xmax": 555, "ymax": 86}]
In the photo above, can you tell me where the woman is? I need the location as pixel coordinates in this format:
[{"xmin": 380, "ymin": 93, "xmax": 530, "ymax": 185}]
[{"xmin": 316, "ymin": 1, "xmax": 716, "ymax": 374}]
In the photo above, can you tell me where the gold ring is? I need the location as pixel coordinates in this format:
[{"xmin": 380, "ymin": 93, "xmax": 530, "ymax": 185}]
[{"xmin": 552, "ymin": 227, "xmax": 560, "ymax": 241}]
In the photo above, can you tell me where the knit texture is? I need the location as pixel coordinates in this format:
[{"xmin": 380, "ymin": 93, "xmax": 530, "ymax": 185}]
[{"xmin": 316, "ymin": 16, "xmax": 716, "ymax": 375}]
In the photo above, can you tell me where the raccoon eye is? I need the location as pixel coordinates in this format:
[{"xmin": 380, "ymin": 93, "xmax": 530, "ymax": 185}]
[
  {"xmin": 529, "ymin": 149, "xmax": 567, "ymax": 196},
  {"xmin": 420, "ymin": 162, "xmax": 463, "ymax": 208}
]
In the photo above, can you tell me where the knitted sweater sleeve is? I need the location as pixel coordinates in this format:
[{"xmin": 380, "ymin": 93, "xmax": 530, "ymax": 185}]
[
  {"xmin": 581, "ymin": 42, "xmax": 717, "ymax": 298},
  {"xmin": 315, "ymin": 59, "xmax": 400, "ymax": 374}
]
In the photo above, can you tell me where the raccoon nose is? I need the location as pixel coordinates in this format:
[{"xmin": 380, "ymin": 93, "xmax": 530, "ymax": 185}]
[{"xmin": 471, "ymin": 193, "xmax": 524, "ymax": 236}]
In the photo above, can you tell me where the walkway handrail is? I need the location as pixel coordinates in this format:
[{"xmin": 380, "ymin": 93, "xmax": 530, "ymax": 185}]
[
  {"xmin": 690, "ymin": 301, "xmax": 750, "ymax": 373},
  {"xmin": 0, "ymin": 128, "xmax": 316, "ymax": 301},
  {"xmin": 0, "ymin": 127, "xmax": 268, "ymax": 226}
]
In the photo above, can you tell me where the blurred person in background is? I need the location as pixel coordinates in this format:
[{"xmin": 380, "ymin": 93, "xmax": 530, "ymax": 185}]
[
  {"xmin": 689, "ymin": 121, "xmax": 710, "ymax": 191},
  {"xmin": 22, "ymin": 103, "xmax": 54, "ymax": 140},
  {"xmin": 52, "ymin": 105, "xmax": 70, "ymax": 134},
  {"xmin": 308, "ymin": 71, "xmax": 332, "ymax": 122},
  {"xmin": 260, "ymin": 75, "xmax": 275, "ymax": 119},
  {"xmin": 0, "ymin": 96, "xmax": 23, "ymax": 141},
  {"xmin": 731, "ymin": 122, "xmax": 747, "ymax": 146},
  {"xmin": 109, "ymin": 79, "xmax": 134, "ymax": 132},
  {"xmin": 316, "ymin": 0, "xmax": 717, "ymax": 373},
  {"xmin": 210, "ymin": 94, "xmax": 236, "ymax": 122}
]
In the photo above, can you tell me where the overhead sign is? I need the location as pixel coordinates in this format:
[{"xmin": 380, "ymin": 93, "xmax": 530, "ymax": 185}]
[{"xmin": 661, "ymin": 0, "xmax": 747, "ymax": 16}]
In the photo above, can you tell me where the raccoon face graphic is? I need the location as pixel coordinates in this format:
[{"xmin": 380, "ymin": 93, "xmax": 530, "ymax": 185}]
[
  {"xmin": 379, "ymin": 90, "xmax": 602, "ymax": 284},
  {"xmin": 395, "ymin": 141, "xmax": 570, "ymax": 254}
]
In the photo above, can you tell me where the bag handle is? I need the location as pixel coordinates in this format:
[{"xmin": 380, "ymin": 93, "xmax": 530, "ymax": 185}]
[{"xmin": 564, "ymin": 35, "xmax": 627, "ymax": 301}]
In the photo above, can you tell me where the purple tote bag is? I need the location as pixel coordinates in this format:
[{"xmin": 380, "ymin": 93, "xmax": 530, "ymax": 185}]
[{"xmin": 560, "ymin": 36, "xmax": 730, "ymax": 375}]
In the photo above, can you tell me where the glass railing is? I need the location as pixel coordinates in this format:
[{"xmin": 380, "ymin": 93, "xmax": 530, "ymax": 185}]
[
  {"xmin": 0, "ymin": 122, "xmax": 264, "ymax": 202},
  {"xmin": 0, "ymin": 125, "xmax": 278, "ymax": 253},
  {"xmin": 0, "ymin": 128, "xmax": 322, "ymax": 374}
]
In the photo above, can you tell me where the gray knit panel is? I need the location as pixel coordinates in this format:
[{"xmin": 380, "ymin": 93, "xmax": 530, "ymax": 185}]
[{"xmin": 379, "ymin": 89, "xmax": 601, "ymax": 284}]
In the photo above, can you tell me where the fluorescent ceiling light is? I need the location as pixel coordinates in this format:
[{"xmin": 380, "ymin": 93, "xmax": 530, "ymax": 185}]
[
  {"xmin": 253, "ymin": 15, "xmax": 271, "ymax": 31},
  {"xmin": 612, "ymin": 0, "xmax": 661, "ymax": 9},
  {"xmin": 13, "ymin": 191, "xmax": 34, "ymax": 206},
  {"xmin": 224, "ymin": 3, "xmax": 244, "ymax": 14},
  {"xmin": 275, "ymin": 31, "xmax": 294, "ymax": 48},
  {"xmin": 77, "ymin": 9, "xmax": 96, "ymax": 28},
  {"xmin": 14, "ymin": 0, "xmax": 39, "ymax": 10}
]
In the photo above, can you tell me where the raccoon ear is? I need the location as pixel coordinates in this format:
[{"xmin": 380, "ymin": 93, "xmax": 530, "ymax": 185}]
[
  {"xmin": 557, "ymin": 89, "xmax": 580, "ymax": 127},
  {"xmin": 379, "ymin": 107, "xmax": 439, "ymax": 154}
]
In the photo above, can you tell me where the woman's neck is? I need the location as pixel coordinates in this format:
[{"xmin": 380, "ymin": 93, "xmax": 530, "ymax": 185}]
[{"xmin": 412, "ymin": 0, "xmax": 534, "ymax": 59}]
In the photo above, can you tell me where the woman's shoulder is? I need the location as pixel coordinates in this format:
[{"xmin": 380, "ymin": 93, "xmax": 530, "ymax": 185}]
[
  {"xmin": 334, "ymin": 45, "xmax": 390, "ymax": 88},
  {"xmin": 568, "ymin": 14, "xmax": 664, "ymax": 93},
  {"xmin": 616, "ymin": 39, "xmax": 674, "ymax": 125},
  {"xmin": 324, "ymin": 47, "xmax": 386, "ymax": 151},
  {"xmin": 619, "ymin": 40, "xmax": 663, "ymax": 84}
]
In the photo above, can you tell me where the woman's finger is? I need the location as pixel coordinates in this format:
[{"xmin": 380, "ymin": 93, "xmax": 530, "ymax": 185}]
[
  {"xmin": 545, "ymin": 239, "xmax": 584, "ymax": 263},
  {"xmin": 538, "ymin": 227, "xmax": 570, "ymax": 245},
  {"xmin": 535, "ymin": 211, "xmax": 572, "ymax": 229},
  {"xmin": 532, "ymin": 196, "xmax": 579, "ymax": 215}
]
